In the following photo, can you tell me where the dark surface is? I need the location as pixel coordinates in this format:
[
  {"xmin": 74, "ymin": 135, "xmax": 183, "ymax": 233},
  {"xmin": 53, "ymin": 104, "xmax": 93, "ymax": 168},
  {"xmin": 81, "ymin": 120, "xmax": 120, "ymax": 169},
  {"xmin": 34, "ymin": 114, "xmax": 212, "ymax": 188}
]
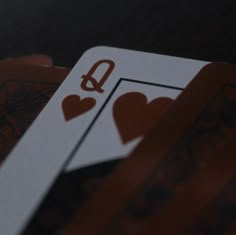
[{"xmin": 0, "ymin": 0, "xmax": 235, "ymax": 67}]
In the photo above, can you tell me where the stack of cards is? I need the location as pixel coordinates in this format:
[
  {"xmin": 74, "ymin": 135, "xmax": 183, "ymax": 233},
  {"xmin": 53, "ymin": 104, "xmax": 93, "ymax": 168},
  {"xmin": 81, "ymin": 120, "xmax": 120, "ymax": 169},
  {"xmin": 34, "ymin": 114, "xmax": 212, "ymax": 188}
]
[
  {"xmin": 0, "ymin": 55, "xmax": 70, "ymax": 164},
  {"xmin": 0, "ymin": 47, "xmax": 236, "ymax": 235}
]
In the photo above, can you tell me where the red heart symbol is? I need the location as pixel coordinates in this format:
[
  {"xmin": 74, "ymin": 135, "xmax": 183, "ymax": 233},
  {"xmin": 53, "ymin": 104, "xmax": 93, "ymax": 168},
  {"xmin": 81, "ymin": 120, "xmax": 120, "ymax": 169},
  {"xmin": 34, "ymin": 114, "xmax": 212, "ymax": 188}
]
[
  {"xmin": 113, "ymin": 92, "xmax": 173, "ymax": 144},
  {"xmin": 62, "ymin": 95, "xmax": 96, "ymax": 121}
]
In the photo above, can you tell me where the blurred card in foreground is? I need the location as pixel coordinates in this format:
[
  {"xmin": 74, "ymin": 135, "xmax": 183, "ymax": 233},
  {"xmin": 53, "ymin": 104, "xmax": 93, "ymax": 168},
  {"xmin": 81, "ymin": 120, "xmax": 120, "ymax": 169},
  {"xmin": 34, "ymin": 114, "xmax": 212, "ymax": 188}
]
[{"xmin": 60, "ymin": 63, "xmax": 236, "ymax": 235}]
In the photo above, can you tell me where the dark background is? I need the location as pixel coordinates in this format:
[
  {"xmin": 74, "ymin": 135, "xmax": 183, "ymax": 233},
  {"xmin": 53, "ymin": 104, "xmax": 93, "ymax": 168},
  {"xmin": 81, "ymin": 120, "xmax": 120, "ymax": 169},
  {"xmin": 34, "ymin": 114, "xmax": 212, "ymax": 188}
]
[
  {"xmin": 0, "ymin": 0, "xmax": 235, "ymax": 67},
  {"xmin": 0, "ymin": 1, "xmax": 236, "ymax": 234}
]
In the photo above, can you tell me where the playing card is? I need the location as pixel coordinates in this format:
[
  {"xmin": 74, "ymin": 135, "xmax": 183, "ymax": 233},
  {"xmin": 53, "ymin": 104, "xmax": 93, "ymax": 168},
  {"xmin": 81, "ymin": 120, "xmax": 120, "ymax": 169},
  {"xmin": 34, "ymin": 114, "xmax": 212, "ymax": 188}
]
[
  {"xmin": 0, "ymin": 47, "xmax": 207, "ymax": 235},
  {"xmin": 145, "ymin": 138, "xmax": 236, "ymax": 235},
  {"xmin": 0, "ymin": 63, "xmax": 70, "ymax": 164},
  {"xmin": 59, "ymin": 63, "xmax": 236, "ymax": 235},
  {"xmin": 183, "ymin": 176, "xmax": 236, "ymax": 235}
]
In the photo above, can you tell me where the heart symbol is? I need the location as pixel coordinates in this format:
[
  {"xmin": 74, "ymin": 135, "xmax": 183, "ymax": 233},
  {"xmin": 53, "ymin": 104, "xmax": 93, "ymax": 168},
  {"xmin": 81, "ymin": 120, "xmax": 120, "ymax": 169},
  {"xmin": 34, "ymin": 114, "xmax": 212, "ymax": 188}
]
[
  {"xmin": 113, "ymin": 92, "xmax": 173, "ymax": 144},
  {"xmin": 62, "ymin": 95, "xmax": 96, "ymax": 121}
]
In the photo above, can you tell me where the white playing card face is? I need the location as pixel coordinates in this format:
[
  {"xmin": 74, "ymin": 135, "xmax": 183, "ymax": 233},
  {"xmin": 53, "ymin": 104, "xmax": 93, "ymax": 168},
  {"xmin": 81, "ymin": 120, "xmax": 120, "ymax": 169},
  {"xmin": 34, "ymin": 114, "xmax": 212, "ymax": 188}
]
[
  {"xmin": 0, "ymin": 46, "xmax": 208, "ymax": 235},
  {"xmin": 67, "ymin": 79, "xmax": 182, "ymax": 171}
]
